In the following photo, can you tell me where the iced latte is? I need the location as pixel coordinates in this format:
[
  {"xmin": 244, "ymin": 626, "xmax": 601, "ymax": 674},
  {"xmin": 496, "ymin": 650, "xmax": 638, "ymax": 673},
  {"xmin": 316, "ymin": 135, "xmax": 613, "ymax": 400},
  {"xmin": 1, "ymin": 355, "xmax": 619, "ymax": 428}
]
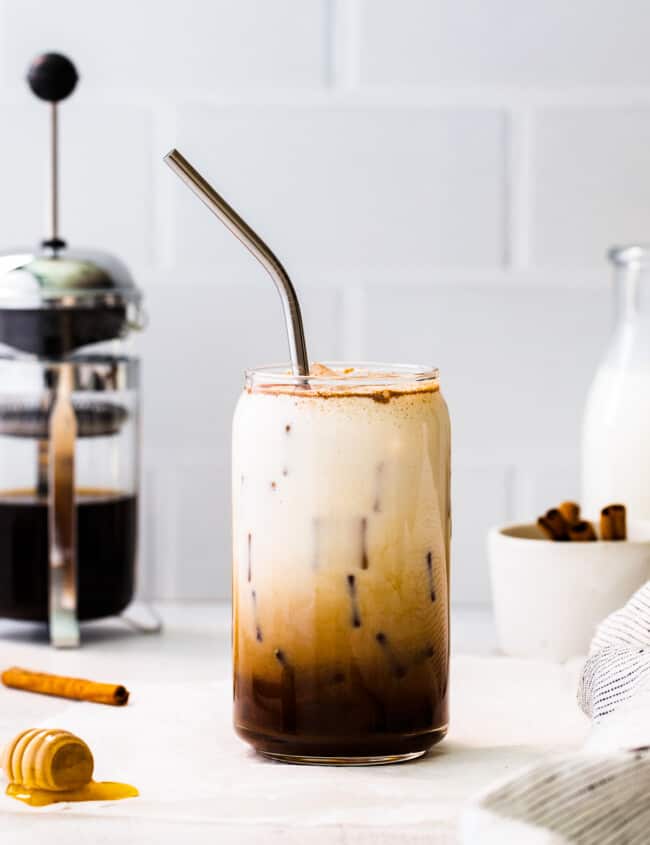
[{"xmin": 232, "ymin": 363, "xmax": 451, "ymax": 764}]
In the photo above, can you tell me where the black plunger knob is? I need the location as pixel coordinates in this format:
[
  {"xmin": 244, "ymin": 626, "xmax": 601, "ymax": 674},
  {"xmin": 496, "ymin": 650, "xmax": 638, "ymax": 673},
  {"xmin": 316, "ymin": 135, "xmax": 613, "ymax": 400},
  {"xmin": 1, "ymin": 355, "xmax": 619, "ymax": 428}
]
[{"xmin": 27, "ymin": 53, "xmax": 78, "ymax": 102}]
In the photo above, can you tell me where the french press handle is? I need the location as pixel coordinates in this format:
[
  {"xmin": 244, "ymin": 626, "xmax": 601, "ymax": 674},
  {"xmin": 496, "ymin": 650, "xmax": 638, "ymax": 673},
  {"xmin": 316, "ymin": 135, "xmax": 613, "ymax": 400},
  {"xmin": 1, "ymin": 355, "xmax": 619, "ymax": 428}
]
[{"xmin": 48, "ymin": 365, "xmax": 79, "ymax": 648}]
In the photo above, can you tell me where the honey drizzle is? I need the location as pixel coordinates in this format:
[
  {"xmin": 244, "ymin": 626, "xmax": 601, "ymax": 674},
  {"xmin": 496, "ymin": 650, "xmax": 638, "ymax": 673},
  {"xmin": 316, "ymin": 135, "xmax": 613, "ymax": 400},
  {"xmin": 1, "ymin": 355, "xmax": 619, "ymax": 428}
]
[{"xmin": 6, "ymin": 780, "xmax": 138, "ymax": 807}]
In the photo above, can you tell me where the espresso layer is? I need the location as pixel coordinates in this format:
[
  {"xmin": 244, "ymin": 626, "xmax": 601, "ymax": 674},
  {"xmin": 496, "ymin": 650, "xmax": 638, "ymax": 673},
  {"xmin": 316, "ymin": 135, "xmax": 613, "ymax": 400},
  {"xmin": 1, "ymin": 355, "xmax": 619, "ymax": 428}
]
[{"xmin": 234, "ymin": 661, "xmax": 448, "ymax": 757}]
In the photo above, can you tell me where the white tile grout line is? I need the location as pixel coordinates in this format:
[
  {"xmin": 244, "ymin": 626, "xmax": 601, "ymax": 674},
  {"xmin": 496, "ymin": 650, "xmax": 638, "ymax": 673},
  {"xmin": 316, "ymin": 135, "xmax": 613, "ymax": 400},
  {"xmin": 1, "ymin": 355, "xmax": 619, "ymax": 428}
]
[
  {"xmin": 8, "ymin": 73, "xmax": 650, "ymax": 108},
  {"xmin": 340, "ymin": 284, "xmax": 366, "ymax": 359},
  {"xmin": 138, "ymin": 265, "xmax": 611, "ymax": 289},
  {"xmin": 328, "ymin": 0, "xmax": 362, "ymax": 89},
  {"xmin": 504, "ymin": 108, "xmax": 533, "ymax": 270},
  {"xmin": 149, "ymin": 468, "xmax": 181, "ymax": 601},
  {"xmin": 504, "ymin": 464, "xmax": 519, "ymax": 523},
  {"xmin": 4, "ymin": 85, "xmax": 650, "ymax": 109},
  {"xmin": 323, "ymin": 0, "xmax": 335, "ymax": 87},
  {"xmin": 150, "ymin": 101, "xmax": 178, "ymax": 272}
]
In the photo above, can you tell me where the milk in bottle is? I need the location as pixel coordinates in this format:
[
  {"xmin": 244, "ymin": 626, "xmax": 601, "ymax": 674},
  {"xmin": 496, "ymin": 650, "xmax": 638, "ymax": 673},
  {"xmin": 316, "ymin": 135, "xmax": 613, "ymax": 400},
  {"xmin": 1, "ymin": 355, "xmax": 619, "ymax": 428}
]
[{"xmin": 582, "ymin": 246, "xmax": 650, "ymax": 519}]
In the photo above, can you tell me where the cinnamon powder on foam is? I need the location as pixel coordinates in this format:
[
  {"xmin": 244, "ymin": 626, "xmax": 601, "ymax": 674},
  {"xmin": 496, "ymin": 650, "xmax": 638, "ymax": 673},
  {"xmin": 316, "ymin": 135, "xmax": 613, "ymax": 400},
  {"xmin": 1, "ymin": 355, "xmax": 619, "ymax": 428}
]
[{"xmin": 248, "ymin": 364, "xmax": 439, "ymax": 403}]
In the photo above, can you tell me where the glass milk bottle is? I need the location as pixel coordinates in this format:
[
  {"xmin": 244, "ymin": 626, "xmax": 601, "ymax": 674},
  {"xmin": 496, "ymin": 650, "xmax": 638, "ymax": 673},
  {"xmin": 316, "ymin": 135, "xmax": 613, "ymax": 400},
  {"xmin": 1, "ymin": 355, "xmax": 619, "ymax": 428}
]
[{"xmin": 582, "ymin": 245, "xmax": 650, "ymax": 519}]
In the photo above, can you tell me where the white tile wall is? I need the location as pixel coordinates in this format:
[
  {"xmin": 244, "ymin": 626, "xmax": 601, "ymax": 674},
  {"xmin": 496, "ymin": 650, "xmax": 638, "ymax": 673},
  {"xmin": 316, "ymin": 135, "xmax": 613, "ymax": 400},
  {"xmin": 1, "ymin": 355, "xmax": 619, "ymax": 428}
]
[
  {"xmin": 0, "ymin": 0, "xmax": 327, "ymax": 90},
  {"xmin": 362, "ymin": 286, "xmax": 611, "ymax": 456},
  {"xmin": 0, "ymin": 104, "xmax": 154, "ymax": 267},
  {"xmin": 357, "ymin": 0, "xmax": 650, "ymax": 86},
  {"xmin": 171, "ymin": 105, "xmax": 507, "ymax": 272},
  {"xmin": 452, "ymin": 466, "xmax": 511, "ymax": 604},
  {"xmin": 0, "ymin": 0, "xmax": 641, "ymax": 605},
  {"xmin": 533, "ymin": 109, "xmax": 650, "ymax": 267}
]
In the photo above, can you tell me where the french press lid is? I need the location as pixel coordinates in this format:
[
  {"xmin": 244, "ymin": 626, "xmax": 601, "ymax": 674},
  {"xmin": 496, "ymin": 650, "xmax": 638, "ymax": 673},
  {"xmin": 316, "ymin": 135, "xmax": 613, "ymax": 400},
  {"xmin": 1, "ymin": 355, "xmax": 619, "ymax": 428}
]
[
  {"xmin": 0, "ymin": 53, "xmax": 143, "ymax": 357},
  {"xmin": 0, "ymin": 247, "xmax": 142, "ymax": 356}
]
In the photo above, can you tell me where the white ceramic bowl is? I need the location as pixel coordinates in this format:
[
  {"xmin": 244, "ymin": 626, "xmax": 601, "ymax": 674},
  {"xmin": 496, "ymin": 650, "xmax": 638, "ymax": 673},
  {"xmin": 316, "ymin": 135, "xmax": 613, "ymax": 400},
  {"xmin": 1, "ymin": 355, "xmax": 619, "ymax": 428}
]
[{"xmin": 488, "ymin": 521, "xmax": 650, "ymax": 662}]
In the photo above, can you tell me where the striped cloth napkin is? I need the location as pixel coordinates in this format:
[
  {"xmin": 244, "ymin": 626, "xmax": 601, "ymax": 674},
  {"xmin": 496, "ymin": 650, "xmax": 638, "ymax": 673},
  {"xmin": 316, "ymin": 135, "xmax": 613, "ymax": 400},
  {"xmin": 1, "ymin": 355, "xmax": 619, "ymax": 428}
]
[{"xmin": 461, "ymin": 582, "xmax": 650, "ymax": 844}]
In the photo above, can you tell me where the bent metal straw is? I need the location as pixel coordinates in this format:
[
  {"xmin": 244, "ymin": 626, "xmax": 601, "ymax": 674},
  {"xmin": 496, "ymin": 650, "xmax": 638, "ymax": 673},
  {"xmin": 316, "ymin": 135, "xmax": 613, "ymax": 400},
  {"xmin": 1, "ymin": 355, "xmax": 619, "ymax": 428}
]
[{"xmin": 163, "ymin": 149, "xmax": 309, "ymax": 377}]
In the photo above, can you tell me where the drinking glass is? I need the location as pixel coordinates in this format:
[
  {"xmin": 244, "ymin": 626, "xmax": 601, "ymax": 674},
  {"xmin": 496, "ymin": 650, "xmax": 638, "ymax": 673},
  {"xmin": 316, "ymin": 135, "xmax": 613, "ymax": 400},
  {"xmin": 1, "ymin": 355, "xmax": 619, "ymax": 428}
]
[{"xmin": 232, "ymin": 363, "xmax": 451, "ymax": 764}]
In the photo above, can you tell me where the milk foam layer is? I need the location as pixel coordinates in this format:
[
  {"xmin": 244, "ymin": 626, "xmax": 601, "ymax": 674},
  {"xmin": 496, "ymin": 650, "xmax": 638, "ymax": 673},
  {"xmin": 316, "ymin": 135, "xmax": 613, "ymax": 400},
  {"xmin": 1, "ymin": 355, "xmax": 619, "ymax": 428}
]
[{"xmin": 232, "ymin": 369, "xmax": 451, "ymax": 729}]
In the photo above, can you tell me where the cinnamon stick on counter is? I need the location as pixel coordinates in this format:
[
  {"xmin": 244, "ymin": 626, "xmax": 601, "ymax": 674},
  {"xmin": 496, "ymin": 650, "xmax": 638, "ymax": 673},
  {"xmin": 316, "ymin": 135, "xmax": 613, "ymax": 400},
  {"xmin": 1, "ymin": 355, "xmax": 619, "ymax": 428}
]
[
  {"xmin": 537, "ymin": 509, "xmax": 569, "ymax": 541},
  {"xmin": 1, "ymin": 667, "xmax": 129, "ymax": 706},
  {"xmin": 568, "ymin": 520, "xmax": 597, "ymax": 542},
  {"xmin": 558, "ymin": 501, "xmax": 581, "ymax": 527},
  {"xmin": 600, "ymin": 505, "xmax": 627, "ymax": 541}
]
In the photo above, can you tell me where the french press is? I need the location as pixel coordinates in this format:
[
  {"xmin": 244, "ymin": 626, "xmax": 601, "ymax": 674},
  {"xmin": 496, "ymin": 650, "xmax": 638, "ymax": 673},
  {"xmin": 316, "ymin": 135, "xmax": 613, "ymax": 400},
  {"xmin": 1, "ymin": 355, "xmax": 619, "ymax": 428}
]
[{"xmin": 0, "ymin": 54, "xmax": 144, "ymax": 647}]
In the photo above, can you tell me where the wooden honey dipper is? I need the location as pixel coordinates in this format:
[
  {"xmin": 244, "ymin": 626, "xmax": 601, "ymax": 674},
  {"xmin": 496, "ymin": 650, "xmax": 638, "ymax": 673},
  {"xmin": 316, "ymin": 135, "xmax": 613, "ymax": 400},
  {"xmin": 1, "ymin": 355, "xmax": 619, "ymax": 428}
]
[
  {"xmin": 1, "ymin": 728, "xmax": 137, "ymax": 806},
  {"xmin": 2, "ymin": 728, "xmax": 93, "ymax": 791}
]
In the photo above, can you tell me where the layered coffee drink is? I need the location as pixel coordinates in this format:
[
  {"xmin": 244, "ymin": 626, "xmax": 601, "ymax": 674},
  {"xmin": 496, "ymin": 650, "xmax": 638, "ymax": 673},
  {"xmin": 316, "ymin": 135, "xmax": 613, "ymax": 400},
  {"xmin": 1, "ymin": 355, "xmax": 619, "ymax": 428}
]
[{"xmin": 232, "ymin": 363, "xmax": 451, "ymax": 764}]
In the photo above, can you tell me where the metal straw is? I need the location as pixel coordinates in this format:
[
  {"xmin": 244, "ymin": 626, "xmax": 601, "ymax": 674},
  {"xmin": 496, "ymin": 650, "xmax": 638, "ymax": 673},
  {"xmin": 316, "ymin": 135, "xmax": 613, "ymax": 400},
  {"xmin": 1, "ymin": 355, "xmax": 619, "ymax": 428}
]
[{"xmin": 164, "ymin": 149, "xmax": 309, "ymax": 377}]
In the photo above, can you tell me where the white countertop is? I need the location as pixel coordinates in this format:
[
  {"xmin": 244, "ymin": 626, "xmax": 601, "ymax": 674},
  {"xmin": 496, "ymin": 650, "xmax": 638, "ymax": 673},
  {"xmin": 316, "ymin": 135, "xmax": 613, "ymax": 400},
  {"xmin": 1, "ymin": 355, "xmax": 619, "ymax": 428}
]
[{"xmin": 0, "ymin": 604, "xmax": 589, "ymax": 844}]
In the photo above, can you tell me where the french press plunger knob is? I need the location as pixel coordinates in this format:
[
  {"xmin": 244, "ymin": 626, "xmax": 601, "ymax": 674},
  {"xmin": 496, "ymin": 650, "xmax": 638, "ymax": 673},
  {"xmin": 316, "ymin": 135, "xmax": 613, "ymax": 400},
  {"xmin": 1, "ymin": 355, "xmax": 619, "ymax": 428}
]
[{"xmin": 27, "ymin": 53, "xmax": 78, "ymax": 253}]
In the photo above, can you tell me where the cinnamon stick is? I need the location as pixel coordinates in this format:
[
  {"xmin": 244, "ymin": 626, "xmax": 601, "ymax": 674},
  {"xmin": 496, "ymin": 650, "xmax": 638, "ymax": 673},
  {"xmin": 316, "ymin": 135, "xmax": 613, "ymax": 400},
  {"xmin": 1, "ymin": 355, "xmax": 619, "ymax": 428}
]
[
  {"xmin": 537, "ymin": 517, "xmax": 555, "ymax": 540},
  {"xmin": 537, "ymin": 509, "xmax": 569, "ymax": 541},
  {"xmin": 1, "ymin": 667, "xmax": 129, "ymax": 706},
  {"xmin": 558, "ymin": 501, "xmax": 581, "ymax": 527},
  {"xmin": 568, "ymin": 520, "xmax": 597, "ymax": 542},
  {"xmin": 600, "ymin": 505, "xmax": 627, "ymax": 541}
]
